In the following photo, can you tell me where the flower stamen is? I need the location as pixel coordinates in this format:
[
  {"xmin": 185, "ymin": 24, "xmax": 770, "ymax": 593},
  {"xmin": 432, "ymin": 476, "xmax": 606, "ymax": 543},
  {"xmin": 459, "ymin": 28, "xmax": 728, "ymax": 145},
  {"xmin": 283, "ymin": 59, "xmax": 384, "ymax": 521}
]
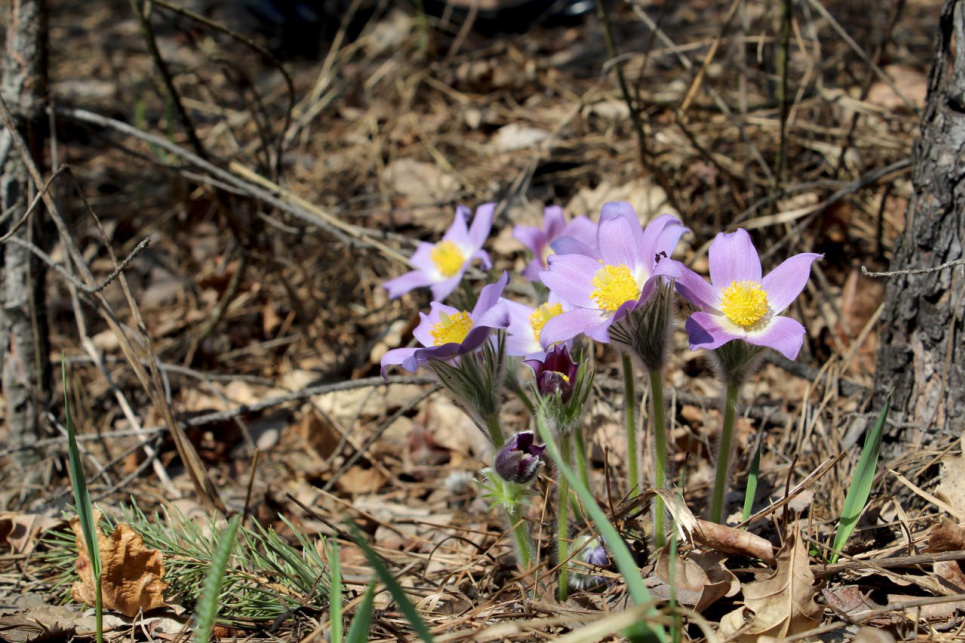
[
  {"xmin": 591, "ymin": 264, "xmax": 639, "ymax": 312},
  {"xmin": 430, "ymin": 241, "xmax": 466, "ymax": 278},
  {"xmin": 430, "ymin": 311, "xmax": 474, "ymax": 346},
  {"xmin": 529, "ymin": 302, "xmax": 564, "ymax": 342},
  {"xmin": 720, "ymin": 280, "xmax": 769, "ymax": 328}
]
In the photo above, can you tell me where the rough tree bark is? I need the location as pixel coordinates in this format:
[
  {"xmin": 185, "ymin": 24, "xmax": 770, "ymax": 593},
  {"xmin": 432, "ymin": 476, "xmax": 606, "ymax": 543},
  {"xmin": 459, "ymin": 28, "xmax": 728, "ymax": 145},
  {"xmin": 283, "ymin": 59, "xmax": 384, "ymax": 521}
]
[
  {"xmin": 1, "ymin": 0, "xmax": 50, "ymax": 466},
  {"xmin": 873, "ymin": 0, "xmax": 965, "ymax": 459}
]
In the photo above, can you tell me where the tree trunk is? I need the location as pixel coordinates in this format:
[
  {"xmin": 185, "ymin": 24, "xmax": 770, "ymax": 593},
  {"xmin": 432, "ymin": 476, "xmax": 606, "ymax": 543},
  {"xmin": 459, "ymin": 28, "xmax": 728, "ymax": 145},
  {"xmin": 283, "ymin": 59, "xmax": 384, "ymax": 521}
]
[
  {"xmin": 873, "ymin": 0, "xmax": 965, "ymax": 460},
  {"xmin": 1, "ymin": 0, "xmax": 50, "ymax": 467}
]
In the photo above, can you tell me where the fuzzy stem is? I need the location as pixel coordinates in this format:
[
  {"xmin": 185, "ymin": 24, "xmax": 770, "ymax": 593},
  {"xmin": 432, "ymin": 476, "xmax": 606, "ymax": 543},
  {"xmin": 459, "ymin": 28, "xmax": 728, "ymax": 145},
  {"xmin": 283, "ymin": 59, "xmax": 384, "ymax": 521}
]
[
  {"xmin": 649, "ymin": 368, "xmax": 667, "ymax": 549},
  {"xmin": 573, "ymin": 429, "xmax": 590, "ymax": 491},
  {"xmin": 622, "ymin": 353, "xmax": 639, "ymax": 497},
  {"xmin": 484, "ymin": 413, "xmax": 505, "ymax": 449},
  {"xmin": 557, "ymin": 433, "xmax": 571, "ymax": 602},
  {"xmin": 505, "ymin": 502, "xmax": 534, "ymax": 575},
  {"xmin": 710, "ymin": 383, "xmax": 740, "ymax": 523}
]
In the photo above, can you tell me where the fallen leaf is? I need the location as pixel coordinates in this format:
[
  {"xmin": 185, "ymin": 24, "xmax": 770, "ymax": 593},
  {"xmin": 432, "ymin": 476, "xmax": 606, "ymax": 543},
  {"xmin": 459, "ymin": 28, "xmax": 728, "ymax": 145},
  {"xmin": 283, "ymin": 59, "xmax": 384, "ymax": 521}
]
[
  {"xmin": 718, "ymin": 527, "xmax": 822, "ymax": 641},
  {"xmin": 935, "ymin": 435, "xmax": 965, "ymax": 518},
  {"xmin": 0, "ymin": 513, "xmax": 62, "ymax": 556},
  {"xmin": 692, "ymin": 519, "xmax": 776, "ymax": 565},
  {"xmin": 924, "ymin": 518, "xmax": 965, "ymax": 552},
  {"xmin": 852, "ymin": 627, "xmax": 897, "ymax": 643},
  {"xmin": 646, "ymin": 547, "xmax": 739, "ymax": 613},
  {"xmin": 821, "ymin": 585, "xmax": 881, "ymax": 617},
  {"xmin": 71, "ymin": 511, "xmax": 168, "ymax": 617}
]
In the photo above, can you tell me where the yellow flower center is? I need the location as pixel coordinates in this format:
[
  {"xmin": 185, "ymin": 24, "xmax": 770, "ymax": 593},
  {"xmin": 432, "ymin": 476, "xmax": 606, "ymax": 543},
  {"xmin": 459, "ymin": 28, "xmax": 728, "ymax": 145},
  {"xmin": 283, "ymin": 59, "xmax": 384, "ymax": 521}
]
[
  {"xmin": 590, "ymin": 264, "xmax": 639, "ymax": 312},
  {"xmin": 430, "ymin": 311, "xmax": 474, "ymax": 346},
  {"xmin": 720, "ymin": 280, "xmax": 769, "ymax": 328},
  {"xmin": 430, "ymin": 241, "xmax": 465, "ymax": 278},
  {"xmin": 529, "ymin": 302, "xmax": 564, "ymax": 342}
]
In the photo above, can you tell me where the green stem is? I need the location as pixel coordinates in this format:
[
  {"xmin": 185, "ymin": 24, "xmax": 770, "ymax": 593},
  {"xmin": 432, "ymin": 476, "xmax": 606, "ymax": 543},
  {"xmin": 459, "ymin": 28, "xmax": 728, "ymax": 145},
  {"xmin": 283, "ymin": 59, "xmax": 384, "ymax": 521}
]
[
  {"xmin": 649, "ymin": 369, "xmax": 667, "ymax": 549},
  {"xmin": 505, "ymin": 501, "xmax": 534, "ymax": 575},
  {"xmin": 573, "ymin": 429, "xmax": 590, "ymax": 492},
  {"xmin": 557, "ymin": 433, "xmax": 571, "ymax": 602},
  {"xmin": 95, "ymin": 577, "xmax": 103, "ymax": 643},
  {"xmin": 485, "ymin": 413, "xmax": 505, "ymax": 449},
  {"xmin": 621, "ymin": 353, "xmax": 639, "ymax": 497},
  {"xmin": 710, "ymin": 384, "xmax": 741, "ymax": 524}
]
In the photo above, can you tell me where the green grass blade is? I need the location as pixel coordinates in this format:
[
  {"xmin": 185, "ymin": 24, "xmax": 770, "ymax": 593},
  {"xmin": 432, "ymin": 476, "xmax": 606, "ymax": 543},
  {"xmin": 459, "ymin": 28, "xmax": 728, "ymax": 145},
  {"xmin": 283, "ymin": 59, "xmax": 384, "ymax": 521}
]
[
  {"xmin": 344, "ymin": 579, "xmax": 377, "ymax": 643},
  {"xmin": 830, "ymin": 388, "xmax": 893, "ymax": 564},
  {"xmin": 347, "ymin": 522, "xmax": 434, "ymax": 643},
  {"xmin": 63, "ymin": 358, "xmax": 104, "ymax": 643},
  {"xmin": 741, "ymin": 433, "xmax": 763, "ymax": 525},
  {"xmin": 328, "ymin": 539, "xmax": 343, "ymax": 643},
  {"xmin": 195, "ymin": 515, "xmax": 241, "ymax": 643},
  {"xmin": 535, "ymin": 414, "xmax": 664, "ymax": 642}
]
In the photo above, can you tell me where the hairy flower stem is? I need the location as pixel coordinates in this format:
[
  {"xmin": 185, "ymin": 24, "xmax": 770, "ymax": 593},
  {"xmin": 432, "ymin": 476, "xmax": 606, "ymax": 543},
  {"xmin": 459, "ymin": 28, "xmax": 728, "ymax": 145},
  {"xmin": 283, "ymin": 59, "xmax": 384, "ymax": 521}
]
[
  {"xmin": 557, "ymin": 433, "xmax": 571, "ymax": 602},
  {"xmin": 484, "ymin": 413, "xmax": 505, "ymax": 449},
  {"xmin": 573, "ymin": 430, "xmax": 590, "ymax": 491},
  {"xmin": 710, "ymin": 384, "xmax": 740, "ymax": 523},
  {"xmin": 649, "ymin": 368, "xmax": 667, "ymax": 549},
  {"xmin": 622, "ymin": 353, "xmax": 639, "ymax": 497},
  {"xmin": 505, "ymin": 502, "xmax": 535, "ymax": 576}
]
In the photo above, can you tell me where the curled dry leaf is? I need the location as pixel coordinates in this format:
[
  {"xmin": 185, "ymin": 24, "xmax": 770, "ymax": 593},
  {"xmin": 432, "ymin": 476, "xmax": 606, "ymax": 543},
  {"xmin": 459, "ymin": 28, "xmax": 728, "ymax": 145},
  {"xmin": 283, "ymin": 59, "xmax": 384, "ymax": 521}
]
[
  {"xmin": 693, "ymin": 519, "xmax": 776, "ymax": 565},
  {"xmin": 71, "ymin": 512, "xmax": 168, "ymax": 617},
  {"xmin": 924, "ymin": 518, "xmax": 965, "ymax": 552},
  {"xmin": 646, "ymin": 547, "xmax": 739, "ymax": 613},
  {"xmin": 718, "ymin": 527, "xmax": 822, "ymax": 642}
]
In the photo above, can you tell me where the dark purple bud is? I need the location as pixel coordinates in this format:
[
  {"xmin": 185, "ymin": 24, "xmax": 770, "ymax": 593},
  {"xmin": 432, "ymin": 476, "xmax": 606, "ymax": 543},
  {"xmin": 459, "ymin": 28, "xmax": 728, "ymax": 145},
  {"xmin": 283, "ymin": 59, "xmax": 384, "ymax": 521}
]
[
  {"xmin": 493, "ymin": 431, "xmax": 545, "ymax": 484},
  {"xmin": 526, "ymin": 345, "xmax": 579, "ymax": 403}
]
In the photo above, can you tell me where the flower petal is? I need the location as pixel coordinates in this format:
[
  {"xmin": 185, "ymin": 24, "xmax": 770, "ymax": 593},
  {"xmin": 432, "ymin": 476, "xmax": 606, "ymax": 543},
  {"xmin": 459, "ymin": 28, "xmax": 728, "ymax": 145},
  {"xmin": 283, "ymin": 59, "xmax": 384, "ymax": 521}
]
[
  {"xmin": 684, "ymin": 312, "xmax": 741, "ymax": 352},
  {"xmin": 381, "ymin": 347, "xmax": 420, "ymax": 377},
  {"xmin": 430, "ymin": 274, "xmax": 464, "ymax": 301},
  {"xmin": 641, "ymin": 215, "xmax": 686, "ymax": 270},
  {"xmin": 562, "ymin": 215, "xmax": 598, "ymax": 247},
  {"xmin": 513, "ymin": 224, "xmax": 546, "ymax": 256},
  {"xmin": 761, "ymin": 253, "xmax": 822, "ymax": 312},
  {"xmin": 673, "ymin": 261, "xmax": 720, "ymax": 311},
  {"xmin": 551, "ymin": 235, "xmax": 599, "ymax": 259},
  {"xmin": 467, "ymin": 202, "xmax": 495, "ymax": 249},
  {"xmin": 597, "ymin": 215, "xmax": 642, "ymax": 271},
  {"xmin": 541, "ymin": 254, "xmax": 601, "ymax": 308},
  {"xmin": 442, "ymin": 206, "xmax": 471, "ymax": 245},
  {"xmin": 544, "ymin": 206, "xmax": 566, "ymax": 238},
  {"xmin": 540, "ymin": 307, "xmax": 610, "ymax": 346},
  {"xmin": 472, "ymin": 272, "xmax": 510, "ymax": 319},
  {"xmin": 745, "ymin": 315, "xmax": 806, "ymax": 360},
  {"xmin": 384, "ymin": 270, "xmax": 435, "ymax": 299},
  {"xmin": 709, "ymin": 229, "xmax": 762, "ymax": 286}
]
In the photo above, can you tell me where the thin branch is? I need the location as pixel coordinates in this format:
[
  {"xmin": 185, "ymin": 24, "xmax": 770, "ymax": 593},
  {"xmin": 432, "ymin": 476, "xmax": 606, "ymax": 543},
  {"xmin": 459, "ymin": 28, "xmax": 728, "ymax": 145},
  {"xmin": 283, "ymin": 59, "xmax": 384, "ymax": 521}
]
[
  {"xmin": 6, "ymin": 236, "xmax": 151, "ymax": 294},
  {"xmin": 862, "ymin": 257, "xmax": 965, "ymax": 278}
]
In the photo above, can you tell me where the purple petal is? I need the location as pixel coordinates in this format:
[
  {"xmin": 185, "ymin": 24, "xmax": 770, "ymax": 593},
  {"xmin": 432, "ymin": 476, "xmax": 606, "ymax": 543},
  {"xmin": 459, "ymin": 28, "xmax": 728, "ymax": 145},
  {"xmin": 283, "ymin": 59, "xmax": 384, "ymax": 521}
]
[
  {"xmin": 408, "ymin": 242, "xmax": 441, "ymax": 273},
  {"xmin": 430, "ymin": 274, "xmax": 465, "ymax": 301},
  {"xmin": 563, "ymin": 216, "xmax": 598, "ymax": 247},
  {"xmin": 381, "ymin": 347, "xmax": 421, "ymax": 377},
  {"xmin": 521, "ymin": 258, "xmax": 544, "ymax": 282},
  {"xmin": 541, "ymin": 254, "xmax": 600, "ymax": 308},
  {"xmin": 384, "ymin": 270, "xmax": 435, "ymax": 299},
  {"xmin": 504, "ymin": 299, "xmax": 536, "ymax": 337},
  {"xmin": 412, "ymin": 304, "xmax": 459, "ymax": 346},
  {"xmin": 467, "ymin": 202, "xmax": 495, "ymax": 249},
  {"xmin": 505, "ymin": 333, "xmax": 541, "ymax": 358},
  {"xmin": 745, "ymin": 316, "xmax": 806, "ymax": 360},
  {"xmin": 442, "ymin": 206, "xmax": 471, "ymax": 245},
  {"xmin": 544, "ymin": 206, "xmax": 566, "ymax": 237},
  {"xmin": 640, "ymin": 215, "xmax": 686, "ymax": 271},
  {"xmin": 762, "ymin": 253, "xmax": 822, "ymax": 312},
  {"xmin": 540, "ymin": 307, "xmax": 610, "ymax": 346},
  {"xmin": 472, "ymin": 272, "xmax": 510, "ymax": 319},
  {"xmin": 597, "ymin": 215, "xmax": 642, "ymax": 271},
  {"xmin": 709, "ymin": 229, "xmax": 762, "ymax": 286},
  {"xmin": 513, "ymin": 224, "xmax": 546, "ymax": 256},
  {"xmin": 684, "ymin": 312, "xmax": 741, "ymax": 352},
  {"xmin": 475, "ymin": 299, "xmax": 510, "ymax": 330},
  {"xmin": 551, "ymin": 236, "xmax": 599, "ymax": 259},
  {"xmin": 673, "ymin": 261, "xmax": 719, "ymax": 311},
  {"xmin": 600, "ymin": 202, "xmax": 647, "ymax": 256}
]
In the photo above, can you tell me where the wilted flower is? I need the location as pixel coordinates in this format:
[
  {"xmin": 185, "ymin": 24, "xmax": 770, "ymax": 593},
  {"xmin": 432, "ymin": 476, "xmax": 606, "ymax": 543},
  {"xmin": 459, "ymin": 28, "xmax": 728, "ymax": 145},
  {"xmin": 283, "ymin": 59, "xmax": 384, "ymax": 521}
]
[
  {"xmin": 503, "ymin": 295, "xmax": 568, "ymax": 359},
  {"xmin": 493, "ymin": 431, "xmax": 546, "ymax": 484},
  {"xmin": 384, "ymin": 203, "xmax": 494, "ymax": 301},
  {"xmin": 539, "ymin": 203, "xmax": 686, "ymax": 346},
  {"xmin": 380, "ymin": 273, "xmax": 510, "ymax": 376},
  {"xmin": 513, "ymin": 206, "xmax": 596, "ymax": 282},
  {"xmin": 674, "ymin": 229, "xmax": 821, "ymax": 361}
]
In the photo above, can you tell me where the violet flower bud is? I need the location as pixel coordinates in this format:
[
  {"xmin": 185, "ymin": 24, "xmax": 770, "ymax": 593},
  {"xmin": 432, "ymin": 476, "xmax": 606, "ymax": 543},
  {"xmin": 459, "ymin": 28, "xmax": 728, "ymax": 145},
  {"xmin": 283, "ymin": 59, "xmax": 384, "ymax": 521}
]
[
  {"xmin": 527, "ymin": 345, "xmax": 579, "ymax": 403},
  {"xmin": 494, "ymin": 431, "xmax": 545, "ymax": 484}
]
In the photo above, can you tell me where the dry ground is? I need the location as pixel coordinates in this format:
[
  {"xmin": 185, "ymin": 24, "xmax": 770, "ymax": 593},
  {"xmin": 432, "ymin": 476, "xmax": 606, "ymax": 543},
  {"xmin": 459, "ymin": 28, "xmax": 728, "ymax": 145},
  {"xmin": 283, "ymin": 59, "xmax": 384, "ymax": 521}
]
[{"xmin": 1, "ymin": 0, "xmax": 960, "ymax": 640}]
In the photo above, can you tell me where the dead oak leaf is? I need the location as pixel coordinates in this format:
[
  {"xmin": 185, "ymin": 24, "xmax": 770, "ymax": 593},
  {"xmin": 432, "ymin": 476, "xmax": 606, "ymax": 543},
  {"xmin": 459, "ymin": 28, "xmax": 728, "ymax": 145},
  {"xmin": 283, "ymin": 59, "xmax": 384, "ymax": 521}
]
[
  {"xmin": 718, "ymin": 527, "xmax": 822, "ymax": 642},
  {"xmin": 646, "ymin": 548, "xmax": 739, "ymax": 613},
  {"xmin": 71, "ymin": 512, "xmax": 168, "ymax": 617},
  {"xmin": 693, "ymin": 519, "xmax": 776, "ymax": 565}
]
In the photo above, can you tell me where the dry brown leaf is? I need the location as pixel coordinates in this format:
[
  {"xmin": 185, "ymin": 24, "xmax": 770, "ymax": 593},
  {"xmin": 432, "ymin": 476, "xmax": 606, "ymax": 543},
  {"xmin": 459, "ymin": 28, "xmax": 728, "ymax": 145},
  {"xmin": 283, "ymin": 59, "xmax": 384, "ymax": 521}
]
[
  {"xmin": 851, "ymin": 627, "xmax": 897, "ymax": 643},
  {"xmin": 718, "ymin": 527, "xmax": 822, "ymax": 642},
  {"xmin": 646, "ymin": 547, "xmax": 739, "ymax": 613},
  {"xmin": 71, "ymin": 511, "xmax": 168, "ymax": 617},
  {"xmin": 693, "ymin": 519, "xmax": 776, "ymax": 565},
  {"xmin": 821, "ymin": 585, "xmax": 881, "ymax": 617},
  {"xmin": 0, "ymin": 513, "xmax": 61, "ymax": 556},
  {"xmin": 935, "ymin": 435, "xmax": 965, "ymax": 517},
  {"xmin": 924, "ymin": 518, "xmax": 965, "ymax": 552}
]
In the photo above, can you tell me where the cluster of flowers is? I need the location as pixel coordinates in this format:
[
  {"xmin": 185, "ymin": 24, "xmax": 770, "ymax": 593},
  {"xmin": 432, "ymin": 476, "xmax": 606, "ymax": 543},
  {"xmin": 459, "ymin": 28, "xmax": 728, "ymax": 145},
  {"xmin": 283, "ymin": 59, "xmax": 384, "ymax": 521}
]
[{"xmin": 380, "ymin": 200, "xmax": 820, "ymax": 596}]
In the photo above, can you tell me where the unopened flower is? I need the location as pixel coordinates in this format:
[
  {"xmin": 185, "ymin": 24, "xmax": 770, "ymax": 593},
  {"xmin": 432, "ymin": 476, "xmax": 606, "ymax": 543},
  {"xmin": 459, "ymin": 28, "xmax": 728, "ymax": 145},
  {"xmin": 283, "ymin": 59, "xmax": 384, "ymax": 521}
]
[
  {"xmin": 380, "ymin": 273, "xmax": 510, "ymax": 376},
  {"xmin": 539, "ymin": 203, "xmax": 686, "ymax": 346},
  {"xmin": 494, "ymin": 431, "xmax": 545, "ymax": 484},
  {"xmin": 384, "ymin": 203, "xmax": 494, "ymax": 301},
  {"xmin": 569, "ymin": 535, "xmax": 610, "ymax": 591},
  {"xmin": 526, "ymin": 345, "xmax": 579, "ymax": 403},
  {"xmin": 513, "ymin": 206, "xmax": 596, "ymax": 282},
  {"xmin": 503, "ymin": 295, "xmax": 568, "ymax": 359},
  {"xmin": 526, "ymin": 345, "xmax": 591, "ymax": 436},
  {"xmin": 674, "ymin": 229, "xmax": 821, "ymax": 361}
]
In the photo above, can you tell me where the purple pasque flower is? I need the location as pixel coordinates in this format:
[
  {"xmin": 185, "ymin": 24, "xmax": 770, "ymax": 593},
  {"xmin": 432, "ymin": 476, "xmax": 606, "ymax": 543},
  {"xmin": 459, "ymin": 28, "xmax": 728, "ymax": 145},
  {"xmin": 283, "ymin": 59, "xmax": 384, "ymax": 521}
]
[
  {"xmin": 539, "ymin": 202, "xmax": 687, "ymax": 345},
  {"xmin": 514, "ymin": 206, "xmax": 596, "ymax": 282},
  {"xmin": 503, "ymin": 293, "xmax": 568, "ymax": 359},
  {"xmin": 381, "ymin": 272, "xmax": 510, "ymax": 376},
  {"xmin": 384, "ymin": 203, "xmax": 494, "ymax": 301},
  {"xmin": 493, "ymin": 431, "xmax": 545, "ymax": 484},
  {"xmin": 674, "ymin": 228, "xmax": 821, "ymax": 360},
  {"xmin": 525, "ymin": 345, "xmax": 579, "ymax": 403}
]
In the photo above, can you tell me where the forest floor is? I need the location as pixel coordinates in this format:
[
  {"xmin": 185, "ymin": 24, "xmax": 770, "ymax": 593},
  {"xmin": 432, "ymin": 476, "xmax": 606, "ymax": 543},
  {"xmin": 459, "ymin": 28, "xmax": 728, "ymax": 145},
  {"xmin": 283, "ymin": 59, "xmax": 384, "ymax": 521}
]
[{"xmin": 1, "ymin": 0, "xmax": 962, "ymax": 640}]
